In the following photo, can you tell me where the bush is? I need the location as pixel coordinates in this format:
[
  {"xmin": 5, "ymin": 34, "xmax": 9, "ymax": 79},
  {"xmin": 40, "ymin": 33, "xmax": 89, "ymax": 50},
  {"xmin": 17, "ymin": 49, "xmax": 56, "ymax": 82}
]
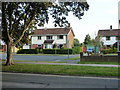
[
  {"xmin": 101, "ymin": 48, "xmax": 117, "ymax": 54},
  {"xmin": 36, "ymin": 48, "xmax": 43, "ymax": 53},
  {"xmin": 17, "ymin": 49, "xmax": 38, "ymax": 54},
  {"xmin": 43, "ymin": 48, "xmax": 72, "ymax": 54},
  {"xmin": 72, "ymin": 46, "xmax": 81, "ymax": 54}
]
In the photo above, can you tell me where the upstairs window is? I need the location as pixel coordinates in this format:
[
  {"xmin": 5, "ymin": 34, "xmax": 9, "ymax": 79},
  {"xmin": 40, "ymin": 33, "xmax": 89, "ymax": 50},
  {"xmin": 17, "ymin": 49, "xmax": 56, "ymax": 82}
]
[
  {"xmin": 116, "ymin": 36, "xmax": 118, "ymax": 40},
  {"xmin": 116, "ymin": 36, "xmax": 120, "ymax": 40},
  {"xmin": 47, "ymin": 36, "xmax": 52, "ymax": 40},
  {"xmin": 38, "ymin": 36, "xmax": 41, "ymax": 40},
  {"xmin": 106, "ymin": 36, "xmax": 110, "ymax": 40},
  {"xmin": 57, "ymin": 35, "xmax": 63, "ymax": 39}
]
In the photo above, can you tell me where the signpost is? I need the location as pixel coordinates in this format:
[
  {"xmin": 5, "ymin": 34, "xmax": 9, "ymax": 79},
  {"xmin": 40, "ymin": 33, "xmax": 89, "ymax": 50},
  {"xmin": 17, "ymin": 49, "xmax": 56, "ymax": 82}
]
[{"xmin": 68, "ymin": 40, "xmax": 69, "ymax": 58}]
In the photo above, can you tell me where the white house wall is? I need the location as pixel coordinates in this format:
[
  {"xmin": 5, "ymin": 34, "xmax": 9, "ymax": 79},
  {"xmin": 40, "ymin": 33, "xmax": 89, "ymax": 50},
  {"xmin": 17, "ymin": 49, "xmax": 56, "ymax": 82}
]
[
  {"xmin": 102, "ymin": 36, "xmax": 117, "ymax": 45},
  {"xmin": 32, "ymin": 36, "xmax": 46, "ymax": 45},
  {"xmin": 32, "ymin": 35, "xmax": 66, "ymax": 45},
  {"xmin": 23, "ymin": 45, "xmax": 30, "ymax": 49}
]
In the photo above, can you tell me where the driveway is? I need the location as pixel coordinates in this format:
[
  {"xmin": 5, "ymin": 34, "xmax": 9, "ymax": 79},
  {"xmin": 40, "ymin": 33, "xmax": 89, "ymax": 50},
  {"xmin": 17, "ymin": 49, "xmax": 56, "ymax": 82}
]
[{"xmin": 0, "ymin": 53, "xmax": 80, "ymax": 63}]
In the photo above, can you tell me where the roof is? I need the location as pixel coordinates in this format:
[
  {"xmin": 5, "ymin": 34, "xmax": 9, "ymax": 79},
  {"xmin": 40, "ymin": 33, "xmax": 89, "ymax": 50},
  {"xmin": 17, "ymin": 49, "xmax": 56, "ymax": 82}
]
[
  {"xmin": 44, "ymin": 40, "xmax": 54, "ymax": 44},
  {"xmin": 33, "ymin": 28, "xmax": 75, "ymax": 36},
  {"xmin": 98, "ymin": 29, "xmax": 120, "ymax": 36}
]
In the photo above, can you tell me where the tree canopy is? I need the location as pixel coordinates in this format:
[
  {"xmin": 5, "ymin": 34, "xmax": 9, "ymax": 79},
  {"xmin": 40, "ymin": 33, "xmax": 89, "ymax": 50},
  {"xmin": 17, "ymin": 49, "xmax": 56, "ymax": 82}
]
[
  {"xmin": 83, "ymin": 34, "xmax": 91, "ymax": 45},
  {"xmin": 2, "ymin": 2, "xmax": 89, "ymax": 65},
  {"xmin": 73, "ymin": 38, "xmax": 80, "ymax": 47}
]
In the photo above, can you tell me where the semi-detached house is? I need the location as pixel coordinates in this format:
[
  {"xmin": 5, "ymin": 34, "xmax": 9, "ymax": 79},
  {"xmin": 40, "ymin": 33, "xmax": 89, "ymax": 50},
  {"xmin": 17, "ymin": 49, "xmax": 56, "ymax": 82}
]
[
  {"xmin": 98, "ymin": 28, "xmax": 120, "ymax": 48},
  {"xmin": 30, "ymin": 28, "xmax": 75, "ymax": 49}
]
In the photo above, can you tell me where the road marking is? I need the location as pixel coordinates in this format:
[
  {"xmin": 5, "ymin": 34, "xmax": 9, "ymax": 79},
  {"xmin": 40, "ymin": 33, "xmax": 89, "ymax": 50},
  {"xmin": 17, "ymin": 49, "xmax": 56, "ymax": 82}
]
[{"xmin": 2, "ymin": 72, "xmax": 119, "ymax": 80}]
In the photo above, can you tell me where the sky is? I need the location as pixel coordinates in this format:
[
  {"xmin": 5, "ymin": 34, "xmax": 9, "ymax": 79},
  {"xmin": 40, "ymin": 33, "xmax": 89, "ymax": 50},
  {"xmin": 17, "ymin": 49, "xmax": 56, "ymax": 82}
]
[{"xmin": 38, "ymin": 0, "xmax": 119, "ymax": 43}]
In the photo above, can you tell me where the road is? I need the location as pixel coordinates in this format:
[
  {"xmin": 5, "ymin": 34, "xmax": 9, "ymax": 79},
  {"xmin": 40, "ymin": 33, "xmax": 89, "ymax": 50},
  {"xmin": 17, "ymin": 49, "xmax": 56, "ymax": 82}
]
[
  {"xmin": 0, "ymin": 53, "xmax": 80, "ymax": 63},
  {"xmin": 2, "ymin": 72, "xmax": 119, "ymax": 88}
]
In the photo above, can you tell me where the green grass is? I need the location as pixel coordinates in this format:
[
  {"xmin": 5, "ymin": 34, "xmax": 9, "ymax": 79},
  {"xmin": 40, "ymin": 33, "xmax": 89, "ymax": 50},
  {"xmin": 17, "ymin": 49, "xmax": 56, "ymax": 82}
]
[
  {"xmin": 2, "ymin": 60, "xmax": 66, "ymax": 63},
  {"xmin": 77, "ymin": 61, "xmax": 119, "ymax": 65},
  {"xmin": 64, "ymin": 56, "xmax": 80, "ymax": 60},
  {"xmin": 2, "ymin": 64, "xmax": 119, "ymax": 77}
]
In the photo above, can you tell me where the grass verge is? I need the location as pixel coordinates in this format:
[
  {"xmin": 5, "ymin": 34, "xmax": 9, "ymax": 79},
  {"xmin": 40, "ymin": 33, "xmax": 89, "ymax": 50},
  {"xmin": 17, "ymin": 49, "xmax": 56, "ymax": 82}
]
[
  {"xmin": 64, "ymin": 56, "xmax": 80, "ymax": 60},
  {"xmin": 77, "ymin": 61, "xmax": 119, "ymax": 65},
  {"xmin": 2, "ymin": 64, "xmax": 119, "ymax": 77},
  {"xmin": 2, "ymin": 60, "xmax": 66, "ymax": 63}
]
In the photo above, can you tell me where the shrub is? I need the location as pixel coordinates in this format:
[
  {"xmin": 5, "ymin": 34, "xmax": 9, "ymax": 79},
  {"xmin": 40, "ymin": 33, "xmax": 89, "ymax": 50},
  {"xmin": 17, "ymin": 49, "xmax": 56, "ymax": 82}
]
[
  {"xmin": 17, "ymin": 49, "xmax": 38, "ymax": 54},
  {"xmin": 72, "ymin": 46, "xmax": 81, "ymax": 54},
  {"xmin": 36, "ymin": 48, "xmax": 43, "ymax": 53},
  {"xmin": 101, "ymin": 48, "xmax": 117, "ymax": 54},
  {"xmin": 43, "ymin": 48, "xmax": 72, "ymax": 54}
]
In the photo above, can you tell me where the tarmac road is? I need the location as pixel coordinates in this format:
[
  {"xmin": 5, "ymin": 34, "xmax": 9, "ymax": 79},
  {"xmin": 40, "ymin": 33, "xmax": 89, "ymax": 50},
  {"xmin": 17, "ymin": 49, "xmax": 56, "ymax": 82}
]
[
  {"xmin": 2, "ymin": 72, "xmax": 119, "ymax": 88},
  {"xmin": 0, "ymin": 53, "xmax": 80, "ymax": 63}
]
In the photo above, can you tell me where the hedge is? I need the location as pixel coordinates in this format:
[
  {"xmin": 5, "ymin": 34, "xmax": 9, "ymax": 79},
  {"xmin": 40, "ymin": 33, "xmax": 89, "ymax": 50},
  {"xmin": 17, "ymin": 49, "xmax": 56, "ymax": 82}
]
[
  {"xmin": 17, "ymin": 49, "xmax": 38, "ymax": 54},
  {"xmin": 101, "ymin": 48, "xmax": 117, "ymax": 54},
  {"xmin": 43, "ymin": 48, "xmax": 72, "ymax": 54}
]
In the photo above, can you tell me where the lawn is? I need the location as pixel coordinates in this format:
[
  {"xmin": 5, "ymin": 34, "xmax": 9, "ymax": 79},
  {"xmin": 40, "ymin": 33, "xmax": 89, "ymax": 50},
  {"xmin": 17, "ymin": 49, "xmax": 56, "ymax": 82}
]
[
  {"xmin": 77, "ymin": 61, "xmax": 119, "ymax": 65},
  {"xmin": 2, "ymin": 60, "xmax": 66, "ymax": 63},
  {"xmin": 2, "ymin": 63, "xmax": 119, "ymax": 77},
  {"xmin": 64, "ymin": 56, "xmax": 80, "ymax": 60}
]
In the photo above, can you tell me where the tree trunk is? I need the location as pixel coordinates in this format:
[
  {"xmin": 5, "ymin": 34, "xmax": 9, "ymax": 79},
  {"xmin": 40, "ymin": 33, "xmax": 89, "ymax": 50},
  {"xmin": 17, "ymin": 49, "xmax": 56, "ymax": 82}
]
[{"xmin": 5, "ymin": 41, "xmax": 14, "ymax": 66}]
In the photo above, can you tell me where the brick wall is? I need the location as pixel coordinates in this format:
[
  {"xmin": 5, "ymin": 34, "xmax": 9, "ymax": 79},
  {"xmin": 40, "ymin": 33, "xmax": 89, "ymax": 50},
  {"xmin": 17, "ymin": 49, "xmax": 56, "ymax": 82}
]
[
  {"xmin": 32, "ymin": 44, "xmax": 37, "ymax": 49},
  {"xmin": 67, "ymin": 29, "xmax": 74, "ymax": 48}
]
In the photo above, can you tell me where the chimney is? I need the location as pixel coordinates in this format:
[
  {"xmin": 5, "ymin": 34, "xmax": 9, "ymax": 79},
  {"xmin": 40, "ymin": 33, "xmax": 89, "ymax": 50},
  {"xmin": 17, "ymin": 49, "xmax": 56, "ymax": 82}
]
[
  {"xmin": 110, "ymin": 25, "xmax": 112, "ymax": 29},
  {"xmin": 44, "ymin": 27, "xmax": 47, "ymax": 30}
]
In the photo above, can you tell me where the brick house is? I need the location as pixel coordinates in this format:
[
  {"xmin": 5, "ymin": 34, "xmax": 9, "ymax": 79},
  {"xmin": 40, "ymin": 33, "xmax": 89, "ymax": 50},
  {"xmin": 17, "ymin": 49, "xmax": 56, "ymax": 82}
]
[
  {"xmin": 31, "ymin": 27, "xmax": 75, "ymax": 49},
  {"xmin": 98, "ymin": 28, "xmax": 120, "ymax": 48}
]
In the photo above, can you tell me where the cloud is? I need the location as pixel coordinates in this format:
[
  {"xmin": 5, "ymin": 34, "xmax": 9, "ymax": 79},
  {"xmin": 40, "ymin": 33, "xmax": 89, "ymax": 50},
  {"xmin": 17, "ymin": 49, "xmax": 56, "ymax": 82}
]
[{"xmin": 107, "ymin": 7, "xmax": 118, "ymax": 15}]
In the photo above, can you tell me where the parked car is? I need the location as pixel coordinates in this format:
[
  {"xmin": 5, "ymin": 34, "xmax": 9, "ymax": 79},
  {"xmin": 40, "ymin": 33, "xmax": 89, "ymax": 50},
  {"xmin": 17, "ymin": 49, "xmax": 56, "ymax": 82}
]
[{"xmin": 86, "ymin": 48, "xmax": 94, "ymax": 53}]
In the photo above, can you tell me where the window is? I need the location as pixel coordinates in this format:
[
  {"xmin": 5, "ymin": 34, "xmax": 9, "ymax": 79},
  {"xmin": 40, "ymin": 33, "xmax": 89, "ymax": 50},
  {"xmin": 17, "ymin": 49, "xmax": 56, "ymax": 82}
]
[
  {"xmin": 106, "ymin": 36, "xmax": 110, "ymax": 40},
  {"xmin": 116, "ymin": 36, "xmax": 118, "ymax": 40},
  {"xmin": 57, "ymin": 35, "xmax": 63, "ymax": 39},
  {"xmin": 57, "ymin": 44, "xmax": 63, "ymax": 48},
  {"xmin": 47, "ymin": 36, "xmax": 52, "ymax": 40},
  {"xmin": 38, "ymin": 45, "xmax": 41, "ymax": 47},
  {"xmin": 0, "ymin": 45, "xmax": 2, "ymax": 49},
  {"xmin": 106, "ymin": 45, "xmax": 111, "ymax": 48},
  {"xmin": 38, "ymin": 36, "xmax": 41, "ymax": 40}
]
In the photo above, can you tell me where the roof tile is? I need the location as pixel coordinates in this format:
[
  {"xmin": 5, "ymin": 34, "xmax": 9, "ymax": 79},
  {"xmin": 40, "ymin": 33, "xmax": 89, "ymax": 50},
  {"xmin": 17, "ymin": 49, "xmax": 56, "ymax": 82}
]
[
  {"xmin": 98, "ymin": 29, "xmax": 120, "ymax": 36},
  {"xmin": 33, "ymin": 28, "xmax": 71, "ymax": 35}
]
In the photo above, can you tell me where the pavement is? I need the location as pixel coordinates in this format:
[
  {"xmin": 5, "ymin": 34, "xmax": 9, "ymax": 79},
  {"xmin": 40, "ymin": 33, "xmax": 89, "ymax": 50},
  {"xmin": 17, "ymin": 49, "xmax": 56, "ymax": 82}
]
[{"xmin": 3, "ymin": 61, "xmax": 119, "ymax": 67}]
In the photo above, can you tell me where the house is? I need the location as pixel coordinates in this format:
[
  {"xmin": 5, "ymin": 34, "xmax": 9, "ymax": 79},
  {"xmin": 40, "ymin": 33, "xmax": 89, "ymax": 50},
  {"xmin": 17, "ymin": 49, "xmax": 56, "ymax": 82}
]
[
  {"xmin": 31, "ymin": 27, "xmax": 75, "ymax": 49},
  {"xmin": 98, "ymin": 27, "xmax": 120, "ymax": 48},
  {"xmin": 0, "ymin": 39, "xmax": 19, "ymax": 53},
  {"xmin": 0, "ymin": 39, "xmax": 6, "ymax": 52}
]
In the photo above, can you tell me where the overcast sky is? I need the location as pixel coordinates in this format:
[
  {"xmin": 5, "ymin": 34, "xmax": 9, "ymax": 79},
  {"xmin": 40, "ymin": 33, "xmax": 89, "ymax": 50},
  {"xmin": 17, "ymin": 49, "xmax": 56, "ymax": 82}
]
[{"xmin": 38, "ymin": 0, "xmax": 119, "ymax": 43}]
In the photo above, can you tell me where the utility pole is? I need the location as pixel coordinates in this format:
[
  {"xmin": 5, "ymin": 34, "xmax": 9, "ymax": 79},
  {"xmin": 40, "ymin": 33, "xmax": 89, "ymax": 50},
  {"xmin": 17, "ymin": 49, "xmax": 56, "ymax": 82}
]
[{"xmin": 55, "ymin": 43, "xmax": 57, "ymax": 54}]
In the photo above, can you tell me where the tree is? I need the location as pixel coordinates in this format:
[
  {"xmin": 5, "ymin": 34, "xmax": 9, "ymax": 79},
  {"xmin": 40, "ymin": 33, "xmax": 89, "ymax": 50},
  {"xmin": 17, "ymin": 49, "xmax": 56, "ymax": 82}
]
[
  {"xmin": 89, "ymin": 34, "xmax": 103, "ymax": 54},
  {"xmin": 72, "ymin": 38, "xmax": 80, "ymax": 47},
  {"xmin": 2, "ymin": 2, "xmax": 89, "ymax": 66},
  {"xmin": 83, "ymin": 34, "xmax": 91, "ymax": 45}
]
